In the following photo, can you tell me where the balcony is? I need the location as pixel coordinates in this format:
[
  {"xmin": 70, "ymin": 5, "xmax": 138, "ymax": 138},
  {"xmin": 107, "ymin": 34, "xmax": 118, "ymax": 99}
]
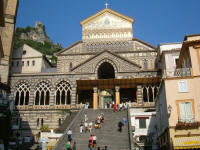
[
  {"xmin": 165, "ymin": 68, "xmax": 191, "ymax": 78},
  {"xmin": 179, "ymin": 115, "xmax": 195, "ymax": 123},
  {"xmin": 175, "ymin": 115, "xmax": 200, "ymax": 130}
]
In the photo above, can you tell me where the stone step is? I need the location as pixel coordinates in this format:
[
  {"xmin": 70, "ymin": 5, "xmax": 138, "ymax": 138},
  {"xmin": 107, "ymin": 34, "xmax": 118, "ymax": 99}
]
[{"xmin": 56, "ymin": 109, "xmax": 130, "ymax": 150}]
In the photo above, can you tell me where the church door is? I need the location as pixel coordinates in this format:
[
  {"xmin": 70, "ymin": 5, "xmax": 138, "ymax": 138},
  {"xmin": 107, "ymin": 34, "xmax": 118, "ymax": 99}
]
[{"xmin": 103, "ymin": 96, "xmax": 112, "ymax": 108}]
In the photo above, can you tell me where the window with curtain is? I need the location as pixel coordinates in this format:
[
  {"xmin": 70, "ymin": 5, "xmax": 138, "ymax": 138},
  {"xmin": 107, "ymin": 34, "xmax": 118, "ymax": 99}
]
[{"xmin": 179, "ymin": 102, "xmax": 193, "ymax": 122}]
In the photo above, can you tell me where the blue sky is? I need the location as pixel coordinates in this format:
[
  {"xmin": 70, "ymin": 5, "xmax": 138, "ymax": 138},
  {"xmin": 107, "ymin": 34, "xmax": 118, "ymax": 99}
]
[{"xmin": 16, "ymin": 0, "xmax": 200, "ymax": 48}]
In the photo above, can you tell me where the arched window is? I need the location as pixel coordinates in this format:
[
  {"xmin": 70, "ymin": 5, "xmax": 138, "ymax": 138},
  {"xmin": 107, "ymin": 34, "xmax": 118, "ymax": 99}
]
[
  {"xmin": 15, "ymin": 82, "xmax": 30, "ymax": 105},
  {"xmin": 59, "ymin": 118, "xmax": 61, "ymax": 126},
  {"xmin": 37, "ymin": 118, "xmax": 39, "ymax": 126},
  {"xmin": 149, "ymin": 87, "xmax": 153, "ymax": 102},
  {"xmin": 144, "ymin": 59, "xmax": 148, "ymax": 69},
  {"xmin": 69, "ymin": 62, "xmax": 72, "ymax": 70},
  {"xmin": 41, "ymin": 118, "xmax": 43, "ymax": 126},
  {"xmin": 34, "ymin": 81, "xmax": 50, "ymax": 105},
  {"xmin": 98, "ymin": 62, "xmax": 115, "ymax": 79},
  {"xmin": 55, "ymin": 81, "xmax": 71, "ymax": 105},
  {"xmin": 143, "ymin": 87, "xmax": 148, "ymax": 102}
]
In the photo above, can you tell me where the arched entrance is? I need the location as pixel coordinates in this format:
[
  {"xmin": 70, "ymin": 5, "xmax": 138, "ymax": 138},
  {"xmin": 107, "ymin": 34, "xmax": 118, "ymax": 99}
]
[
  {"xmin": 98, "ymin": 62, "xmax": 115, "ymax": 79},
  {"xmin": 99, "ymin": 89, "xmax": 114, "ymax": 109}
]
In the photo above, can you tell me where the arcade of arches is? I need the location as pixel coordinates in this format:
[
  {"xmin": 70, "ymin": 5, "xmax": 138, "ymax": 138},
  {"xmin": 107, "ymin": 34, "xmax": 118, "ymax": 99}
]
[
  {"xmin": 14, "ymin": 79, "xmax": 160, "ymax": 109},
  {"xmin": 77, "ymin": 62, "xmax": 160, "ymax": 109}
]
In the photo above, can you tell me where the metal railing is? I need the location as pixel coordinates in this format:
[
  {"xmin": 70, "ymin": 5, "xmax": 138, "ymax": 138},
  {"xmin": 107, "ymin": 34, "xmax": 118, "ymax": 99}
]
[
  {"xmin": 178, "ymin": 115, "xmax": 195, "ymax": 123},
  {"xmin": 165, "ymin": 68, "xmax": 191, "ymax": 78},
  {"xmin": 54, "ymin": 107, "xmax": 84, "ymax": 150}
]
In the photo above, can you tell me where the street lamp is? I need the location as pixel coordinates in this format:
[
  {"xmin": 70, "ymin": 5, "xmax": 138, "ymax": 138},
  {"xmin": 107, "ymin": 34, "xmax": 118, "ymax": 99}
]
[{"xmin": 167, "ymin": 105, "xmax": 172, "ymax": 117}]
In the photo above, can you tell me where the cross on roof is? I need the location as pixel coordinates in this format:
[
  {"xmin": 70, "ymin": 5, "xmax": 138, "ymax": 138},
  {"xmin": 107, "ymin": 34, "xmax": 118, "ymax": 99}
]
[{"xmin": 105, "ymin": 2, "xmax": 109, "ymax": 8}]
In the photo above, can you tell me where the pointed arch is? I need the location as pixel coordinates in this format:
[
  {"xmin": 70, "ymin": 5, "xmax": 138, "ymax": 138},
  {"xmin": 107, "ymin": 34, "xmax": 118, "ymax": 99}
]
[
  {"xmin": 55, "ymin": 81, "xmax": 72, "ymax": 105},
  {"xmin": 14, "ymin": 82, "xmax": 30, "ymax": 106},
  {"xmin": 34, "ymin": 81, "xmax": 51, "ymax": 105}
]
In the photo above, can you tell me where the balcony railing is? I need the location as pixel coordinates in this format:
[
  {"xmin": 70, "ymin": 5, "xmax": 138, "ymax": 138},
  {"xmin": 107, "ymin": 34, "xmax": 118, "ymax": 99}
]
[
  {"xmin": 179, "ymin": 115, "xmax": 195, "ymax": 123},
  {"xmin": 175, "ymin": 115, "xmax": 200, "ymax": 130},
  {"xmin": 165, "ymin": 68, "xmax": 191, "ymax": 78},
  {"xmin": 15, "ymin": 104, "xmax": 84, "ymax": 110}
]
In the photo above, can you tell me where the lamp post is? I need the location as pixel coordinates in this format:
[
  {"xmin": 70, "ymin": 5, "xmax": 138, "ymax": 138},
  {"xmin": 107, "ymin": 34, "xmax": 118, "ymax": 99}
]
[{"xmin": 167, "ymin": 105, "xmax": 172, "ymax": 117}]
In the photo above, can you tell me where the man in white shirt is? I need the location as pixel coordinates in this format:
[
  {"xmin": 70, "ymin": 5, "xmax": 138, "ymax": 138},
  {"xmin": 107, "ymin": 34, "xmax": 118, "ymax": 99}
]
[{"xmin": 67, "ymin": 129, "xmax": 72, "ymax": 142}]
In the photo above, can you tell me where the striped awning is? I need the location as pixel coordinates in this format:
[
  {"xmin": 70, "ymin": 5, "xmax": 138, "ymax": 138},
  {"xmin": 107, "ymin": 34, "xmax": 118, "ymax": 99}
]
[
  {"xmin": 46, "ymin": 140, "xmax": 57, "ymax": 150},
  {"xmin": 174, "ymin": 136, "xmax": 200, "ymax": 149}
]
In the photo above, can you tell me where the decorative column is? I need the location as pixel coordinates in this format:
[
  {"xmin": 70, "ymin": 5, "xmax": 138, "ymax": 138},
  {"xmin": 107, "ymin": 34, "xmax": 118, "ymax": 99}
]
[
  {"xmin": 115, "ymin": 86, "xmax": 120, "ymax": 105},
  {"xmin": 146, "ymin": 86, "xmax": 149, "ymax": 102},
  {"xmin": 152, "ymin": 86, "xmax": 155, "ymax": 102},
  {"xmin": 49, "ymin": 90, "xmax": 54, "ymax": 106},
  {"xmin": 71, "ymin": 87, "xmax": 77, "ymax": 108},
  {"xmin": 137, "ymin": 85, "xmax": 143, "ymax": 105},
  {"xmin": 29, "ymin": 85, "xmax": 35, "ymax": 106},
  {"xmin": 93, "ymin": 87, "xmax": 98, "ymax": 109}
]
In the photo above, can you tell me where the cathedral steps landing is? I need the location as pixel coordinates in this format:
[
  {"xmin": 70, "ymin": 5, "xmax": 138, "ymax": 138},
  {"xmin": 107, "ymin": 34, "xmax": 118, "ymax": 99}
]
[{"xmin": 55, "ymin": 109, "xmax": 130, "ymax": 150}]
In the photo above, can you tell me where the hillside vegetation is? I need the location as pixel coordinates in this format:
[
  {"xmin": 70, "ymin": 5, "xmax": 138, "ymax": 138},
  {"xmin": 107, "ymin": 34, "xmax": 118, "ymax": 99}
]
[{"xmin": 13, "ymin": 24, "xmax": 62, "ymax": 56}]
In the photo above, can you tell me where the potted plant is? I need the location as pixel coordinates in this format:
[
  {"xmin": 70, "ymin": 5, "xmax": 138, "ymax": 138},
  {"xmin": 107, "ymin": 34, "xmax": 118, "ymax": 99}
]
[{"xmin": 40, "ymin": 125, "xmax": 50, "ymax": 132}]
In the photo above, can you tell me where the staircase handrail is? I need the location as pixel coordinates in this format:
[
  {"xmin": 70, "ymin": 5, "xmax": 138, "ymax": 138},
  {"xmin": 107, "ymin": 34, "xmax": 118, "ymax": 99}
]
[
  {"xmin": 127, "ymin": 105, "xmax": 135, "ymax": 150},
  {"xmin": 54, "ymin": 107, "xmax": 84, "ymax": 150}
]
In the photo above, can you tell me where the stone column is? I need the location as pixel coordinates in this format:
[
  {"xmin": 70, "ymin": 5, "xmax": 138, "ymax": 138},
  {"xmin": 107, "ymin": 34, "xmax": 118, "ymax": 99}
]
[
  {"xmin": 71, "ymin": 87, "xmax": 77, "ymax": 108},
  {"xmin": 146, "ymin": 87, "xmax": 149, "ymax": 102},
  {"xmin": 29, "ymin": 85, "xmax": 35, "ymax": 106},
  {"xmin": 137, "ymin": 85, "xmax": 143, "ymax": 105},
  {"xmin": 93, "ymin": 87, "xmax": 98, "ymax": 109},
  {"xmin": 49, "ymin": 90, "xmax": 54, "ymax": 106},
  {"xmin": 115, "ymin": 86, "xmax": 120, "ymax": 105},
  {"xmin": 152, "ymin": 86, "xmax": 155, "ymax": 102}
]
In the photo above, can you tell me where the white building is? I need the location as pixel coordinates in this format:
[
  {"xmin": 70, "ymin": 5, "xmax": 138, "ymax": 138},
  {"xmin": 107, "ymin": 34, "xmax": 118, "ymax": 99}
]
[
  {"xmin": 11, "ymin": 44, "xmax": 54, "ymax": 74},
  {"xmin": 157, "ymin": 43, "xmax": 182, "ymax": 77},
  {"xmin": 130, "ymin": 108, "xmax": 158, "ymax": 149}
]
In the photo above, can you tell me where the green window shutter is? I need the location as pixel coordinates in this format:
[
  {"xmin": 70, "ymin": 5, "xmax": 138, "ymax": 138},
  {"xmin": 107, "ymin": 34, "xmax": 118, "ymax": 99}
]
[{"xmin": 139, "ymin": 118, "xmax": 146, "ymax": 128}]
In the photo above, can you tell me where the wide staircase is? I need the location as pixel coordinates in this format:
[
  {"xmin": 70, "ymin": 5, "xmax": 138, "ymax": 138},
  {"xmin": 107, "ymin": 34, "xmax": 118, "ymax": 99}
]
[
  {"xmin": 56, "ymin": 109, "xmax": 130, "ymax": 150},
  {"xmin": 56, "ymin": 111, "xmax": 78, "ymax": 133}
]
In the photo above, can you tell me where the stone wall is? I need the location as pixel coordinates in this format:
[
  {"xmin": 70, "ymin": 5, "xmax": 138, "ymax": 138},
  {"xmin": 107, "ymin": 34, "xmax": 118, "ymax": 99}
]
[
  {"xmin": 0, "ymin": 0, "xmax": 18, "ymax": 83},
  {"xmin": 13, "ymin": 109, "xmax": 69, "ymax": 137}
]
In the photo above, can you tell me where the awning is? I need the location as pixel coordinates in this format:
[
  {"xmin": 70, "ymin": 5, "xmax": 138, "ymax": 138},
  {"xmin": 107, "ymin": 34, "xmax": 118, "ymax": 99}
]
[
  {"xmin": 46, "ymin": 140, "xmax": 57, "ymax": 150},
  {"xmin": 77, "ymin": 77, "xmax": 161, "ymax": 90},
  {"xmin": 174, "ymin": 136, "xmax": 200, "ymax": 149}
]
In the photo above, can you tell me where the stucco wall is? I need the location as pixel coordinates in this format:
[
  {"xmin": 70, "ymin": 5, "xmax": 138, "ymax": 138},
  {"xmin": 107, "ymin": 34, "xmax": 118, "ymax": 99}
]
[
  {"xmin": 189, "ymin": 46, "xmax": 200, "ymax": 76},
  {"xmin": 165, "ymin": 78, "xmax": 200, "ymax": 126}
]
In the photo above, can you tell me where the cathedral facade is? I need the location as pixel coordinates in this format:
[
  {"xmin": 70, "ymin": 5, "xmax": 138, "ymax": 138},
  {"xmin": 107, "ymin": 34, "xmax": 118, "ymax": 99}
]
[{"xmin": 10, "ymin": 8, "xmax": 161, "ymax": 139}]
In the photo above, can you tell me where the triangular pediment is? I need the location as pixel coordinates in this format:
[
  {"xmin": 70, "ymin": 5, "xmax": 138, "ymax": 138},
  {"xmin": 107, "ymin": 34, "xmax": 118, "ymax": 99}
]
[
  {"xmin": 13, "ymin": 44, "xmax": 43, "ymax": 58},
  {"xmin": 132, "ymin": 38, "xmax": 156, "ymax": 51},
  {"xmin": 81, "ymin": 8, "xmax": 134, "ymax": 26},
  {"xmin": 71, "ymin": 50, "xmax": 141, "ymax": 74},
  {"xmin": 56, "ymin": 41, "xmax": 85, "ymax": 55},
  {"xmin": 81, "ymin": 8, "xmax": 134, "ymax": 42}
]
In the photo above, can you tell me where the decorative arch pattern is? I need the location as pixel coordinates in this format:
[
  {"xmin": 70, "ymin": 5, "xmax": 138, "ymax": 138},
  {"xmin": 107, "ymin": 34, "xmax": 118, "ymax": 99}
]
[
  {"xmin": 34, "ymin": 81, "xmax": 51, "ymax": 105},
  {"xmin": 55, "ymin": 81, "xmax": 71, "ymax": 105},
  {"xmin": 142, "ymin": 85, "xmax": 159, "ymax": 102},
  {"xmin": 95, "ymin": 59, "xmax": 118, "ymax": 74},
  {"xmin": 15, "ymin": 82, "xmax": 30, "ymax": 105}
]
